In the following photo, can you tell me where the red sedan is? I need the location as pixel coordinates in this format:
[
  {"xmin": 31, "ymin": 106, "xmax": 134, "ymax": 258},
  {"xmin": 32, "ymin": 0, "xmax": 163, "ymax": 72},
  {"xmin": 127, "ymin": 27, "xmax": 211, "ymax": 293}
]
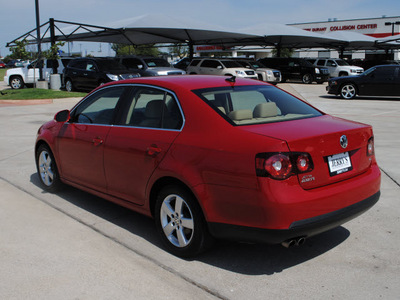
[{"xmin": 35, "ymin": 75, "xmax": 380, "ymax": 257}]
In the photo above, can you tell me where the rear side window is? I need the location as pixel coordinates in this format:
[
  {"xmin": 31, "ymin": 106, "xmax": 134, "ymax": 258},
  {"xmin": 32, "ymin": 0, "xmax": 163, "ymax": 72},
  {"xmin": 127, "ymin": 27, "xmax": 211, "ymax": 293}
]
[
  {"xmin": 193, "ymin": 85, "xmax": 322, "ymax": 125},
  {"xmin": 189, "ymin": 59, "xmax": 201, "ymax": 67}
]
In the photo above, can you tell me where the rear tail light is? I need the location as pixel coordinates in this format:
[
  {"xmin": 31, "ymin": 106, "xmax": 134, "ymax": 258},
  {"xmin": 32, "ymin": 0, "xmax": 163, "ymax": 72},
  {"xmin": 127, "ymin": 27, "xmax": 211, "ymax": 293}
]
[
  {"xmin": 256, "ymin": 152, "xmax": 313, "ymax": 180},
  {"xmin": 367, "ymin": 137, "xmax": 374, "ymax": 156}
]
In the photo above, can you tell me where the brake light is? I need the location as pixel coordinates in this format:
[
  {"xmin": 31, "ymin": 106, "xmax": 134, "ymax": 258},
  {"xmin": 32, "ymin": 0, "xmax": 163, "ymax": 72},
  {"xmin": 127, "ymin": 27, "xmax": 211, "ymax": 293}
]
[
  {"xmin": 367, "ymin": 137, "xmax": 374, "ymax": 156},
  {"xmin": 256, "ymin": 152, "xmax": 313, "ymax": 180}
]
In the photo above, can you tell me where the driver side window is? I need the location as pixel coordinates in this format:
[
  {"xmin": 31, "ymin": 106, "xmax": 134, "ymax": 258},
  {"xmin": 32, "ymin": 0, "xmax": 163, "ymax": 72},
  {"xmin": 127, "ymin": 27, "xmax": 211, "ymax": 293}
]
[{"xmin": 72, "ymin": 86, "xmax": 126, "ymax": 125}]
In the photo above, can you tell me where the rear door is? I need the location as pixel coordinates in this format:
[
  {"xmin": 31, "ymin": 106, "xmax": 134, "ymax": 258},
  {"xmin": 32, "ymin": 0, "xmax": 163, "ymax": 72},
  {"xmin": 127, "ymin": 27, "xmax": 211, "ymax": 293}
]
[
  {"xmin": 57, "ymin": 86, "xmax": 127, "ymax": 192},
  {"xmin": 104, "ymin": 86, "xmax": 183, "ymax": 205},
  {"xmin": 198, "ymin": 59, "xmax": 223, "ymax": 75}
]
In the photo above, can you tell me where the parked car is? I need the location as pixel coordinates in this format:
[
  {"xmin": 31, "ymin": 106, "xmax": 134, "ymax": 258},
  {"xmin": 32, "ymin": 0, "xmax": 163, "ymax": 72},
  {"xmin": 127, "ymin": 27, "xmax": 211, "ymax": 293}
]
[
  {"xmin": 5, "ymin": 59, "xmax": 24, "ymax": 68},
  {"xmin": 258, "ymin": 57, "xmax": 329, "ymax": 84},
  {"xmin": 35, "ymin": 75, "xmax": 380, "ymax": 257},
  {"xmin": 116, "ymin": 56, "xmax": 185, "ymax": 76},
  {"xmin": 326, "ymin": 64, "xmax": 400, "ymax": 99},
  {"xmin": 186, "ymin": 58, "xmax": 258, "ymax": 79},
  {"xmin": 4, "ymin": 58, "xmax": 72, "ymax": 89},
  {"xmin": 234, "ymin": 59, "xmax": 281, "ymax": 84},
  {"xmin": 308, "ymin": 58, "xmax": 364, "ymax": 77},
  {"xmin": 0, "ymin": 61, "xmax": 5, "ymax": 68},
  {"xmin": 63, "ymin": 57, "xmax": 140, "ymax": 92}
]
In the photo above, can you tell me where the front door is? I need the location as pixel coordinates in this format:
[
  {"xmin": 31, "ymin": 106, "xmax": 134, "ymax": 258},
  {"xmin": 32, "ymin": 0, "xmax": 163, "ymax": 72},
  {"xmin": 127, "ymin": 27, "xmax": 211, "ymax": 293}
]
[{"xmin": 57, "ymin": 86, "xmax": 127, "ymax": 191}]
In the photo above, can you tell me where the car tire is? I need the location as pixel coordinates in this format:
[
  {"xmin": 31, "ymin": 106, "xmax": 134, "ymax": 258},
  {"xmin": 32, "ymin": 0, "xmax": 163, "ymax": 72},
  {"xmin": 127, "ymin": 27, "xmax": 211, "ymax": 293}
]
[
  {"xmin": 65, "ymin": 79, "xmax": 74, "ymax": 92},
  {"xmin": 154, "ymin": 185, "xmax": 213, "ymax": 257},
  {"xmin": 340, "ymin": 83, "xmax": 357, "ymax": 99},
  {"xmin": 35, "ymin": 144, "xmax": 63, "ymax": 192},
  {"xmin": 10, "ymin": 76, "xmax": 24, "ymax": 89},
  {"xmin": 302, "ymin": 73, "xmax": 313, "ymax": 84}
]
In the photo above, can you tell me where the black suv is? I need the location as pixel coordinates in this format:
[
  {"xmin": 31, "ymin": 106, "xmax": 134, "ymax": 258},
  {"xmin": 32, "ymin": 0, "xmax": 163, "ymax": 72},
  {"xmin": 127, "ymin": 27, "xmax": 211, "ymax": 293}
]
[
  {"xmin": 63, "ymin": 58, "xmax": 140, "ymax": 92},
  {"xmin": 257, "ymin": 57, "xmax": 329, "ymax": 84},
  {"xmin": 115, "ymin": 56, "xmax": 185, "ymax": 76}
]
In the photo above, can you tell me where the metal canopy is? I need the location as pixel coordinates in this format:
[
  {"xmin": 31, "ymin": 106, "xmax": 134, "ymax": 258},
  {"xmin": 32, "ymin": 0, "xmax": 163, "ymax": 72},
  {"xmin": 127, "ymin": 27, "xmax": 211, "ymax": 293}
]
[{"xmin": 7, "ymin": 14, "xmax": 400, "ymax": 52}]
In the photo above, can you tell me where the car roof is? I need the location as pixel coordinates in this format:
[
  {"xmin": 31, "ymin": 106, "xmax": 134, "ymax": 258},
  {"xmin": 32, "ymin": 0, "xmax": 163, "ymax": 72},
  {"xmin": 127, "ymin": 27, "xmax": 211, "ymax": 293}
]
[{"xmin": 98, "ymin": 75, "xmax": 266, "ymax": 91}]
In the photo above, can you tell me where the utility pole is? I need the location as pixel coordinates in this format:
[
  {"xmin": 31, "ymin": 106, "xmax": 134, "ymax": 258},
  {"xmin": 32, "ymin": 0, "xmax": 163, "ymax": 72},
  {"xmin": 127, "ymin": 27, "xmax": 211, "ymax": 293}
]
[{"xmin": 35, "ymin": 0, "xmax": 44, "ymax": 81}]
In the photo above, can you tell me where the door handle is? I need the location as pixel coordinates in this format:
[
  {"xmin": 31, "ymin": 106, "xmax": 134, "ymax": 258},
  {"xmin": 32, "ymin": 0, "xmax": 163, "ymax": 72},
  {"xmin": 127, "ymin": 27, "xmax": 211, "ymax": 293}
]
[
  {"xmin": 92, "ymin": 138, "xmax": 103, "ymax": 146},
  {"xmin": 146, "ymin": 145, "xmax": 162, "ymax": 156}
]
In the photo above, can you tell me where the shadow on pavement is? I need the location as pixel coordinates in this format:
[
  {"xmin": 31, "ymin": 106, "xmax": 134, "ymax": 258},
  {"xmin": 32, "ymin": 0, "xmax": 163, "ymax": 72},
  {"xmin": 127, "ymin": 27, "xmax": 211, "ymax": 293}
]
[{"xmin": 30, "ymin": 173, "xmax": 350, "ymax": 275}]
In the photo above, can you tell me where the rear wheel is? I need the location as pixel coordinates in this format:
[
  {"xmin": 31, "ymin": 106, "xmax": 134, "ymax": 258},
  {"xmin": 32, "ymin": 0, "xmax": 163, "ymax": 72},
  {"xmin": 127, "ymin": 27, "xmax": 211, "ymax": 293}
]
[
  {"xmin": 10, "ymin": 76, "xmax": 24, "ymax": 89},
  {"xmin": 65, "ymin": 79, "xmax": 74, "ymax": 92},
  {"xmin": 155, "ymin": 185, "xmax": 213, "ymax": 257},
  {"xmin": 302, "ymin": 73, "xmax": 313, "ymax": 84},
  {"xmin": 340, "ymin": 83, "xmax": 356, "ymax": 99}
]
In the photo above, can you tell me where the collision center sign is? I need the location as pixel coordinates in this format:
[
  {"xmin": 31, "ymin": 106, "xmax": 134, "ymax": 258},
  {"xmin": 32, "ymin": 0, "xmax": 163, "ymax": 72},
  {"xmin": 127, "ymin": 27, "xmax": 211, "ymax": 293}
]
[{"xmin": 304, "ymin": 23, "xmax": 378, "ymax": 33}]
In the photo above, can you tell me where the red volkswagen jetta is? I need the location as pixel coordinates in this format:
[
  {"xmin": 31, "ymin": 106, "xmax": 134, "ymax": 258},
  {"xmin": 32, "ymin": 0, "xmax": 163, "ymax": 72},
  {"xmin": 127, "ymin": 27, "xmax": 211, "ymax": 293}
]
[{"xmin": 35, "ymin": 75, "xmax": 380, "ymax": 257}]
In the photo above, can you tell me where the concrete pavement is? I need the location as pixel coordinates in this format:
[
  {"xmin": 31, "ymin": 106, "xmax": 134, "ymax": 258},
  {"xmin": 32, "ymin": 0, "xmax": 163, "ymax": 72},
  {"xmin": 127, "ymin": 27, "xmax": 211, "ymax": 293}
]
[{"xmin": 0, "ymin": 83, "xmax": 399, "ymax": 299}]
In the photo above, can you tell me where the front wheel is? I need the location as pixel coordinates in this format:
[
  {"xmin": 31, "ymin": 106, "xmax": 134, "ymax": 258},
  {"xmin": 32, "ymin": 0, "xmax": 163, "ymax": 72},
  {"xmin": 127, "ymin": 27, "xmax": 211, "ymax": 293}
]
[
  {"xmin": 10, "ymin": 76, "xmax": 24, "ymax": 89},
  {"xmin": 302, "ymin": 73, "xmax": 313, "ymax": 84},
  {"xmin": 35, "ymin": 144, "xmax": 63, "ymax": 192},
  {"xmin": 340, "ymin": 83, "xmax": 356, "ymax": 99},
  {"xmin": 155, "ymin": 185, "xmax": 213, "ymax": 257}
]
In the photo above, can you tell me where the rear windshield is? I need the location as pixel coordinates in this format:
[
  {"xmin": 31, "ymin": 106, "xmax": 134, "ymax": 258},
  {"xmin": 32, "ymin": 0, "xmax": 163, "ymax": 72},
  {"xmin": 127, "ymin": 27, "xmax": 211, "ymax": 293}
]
[{"xmin": 193, "ymin": 85, "xmax": 322, "ymax": 125}]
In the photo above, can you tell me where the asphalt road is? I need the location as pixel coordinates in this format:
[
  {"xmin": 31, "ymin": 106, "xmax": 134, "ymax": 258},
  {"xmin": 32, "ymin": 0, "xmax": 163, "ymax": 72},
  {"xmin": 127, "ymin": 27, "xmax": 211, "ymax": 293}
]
[{"xmin": 0, "ymin": 83, "xmax": 399, "ymax": 299}]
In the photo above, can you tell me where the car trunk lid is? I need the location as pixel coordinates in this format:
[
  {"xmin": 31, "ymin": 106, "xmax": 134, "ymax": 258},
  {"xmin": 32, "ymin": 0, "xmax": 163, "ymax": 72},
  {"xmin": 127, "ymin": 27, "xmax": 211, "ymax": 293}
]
[{"xmin": 242, "ymin": 115, "xmax": 374, "ymax": 189}]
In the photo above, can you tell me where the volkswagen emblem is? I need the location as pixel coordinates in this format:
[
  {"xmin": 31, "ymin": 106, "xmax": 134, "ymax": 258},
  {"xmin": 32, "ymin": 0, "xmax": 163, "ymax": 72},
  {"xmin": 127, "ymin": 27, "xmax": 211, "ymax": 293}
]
[{"xmin": 340, "ymin": 135, "xmax": 348, "ymax": 149}]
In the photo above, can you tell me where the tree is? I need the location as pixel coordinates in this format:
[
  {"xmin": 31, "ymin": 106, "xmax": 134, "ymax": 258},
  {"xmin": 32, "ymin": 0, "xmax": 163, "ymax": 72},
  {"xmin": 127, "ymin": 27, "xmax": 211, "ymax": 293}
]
[
  {"xmin": 168, "ymin": 43, "xmax": 188, "ymax": 59},
  {"xmin": 111, "ymin": 44, "xmax": 160, "ymax": 56},
  {"xmin": 9, "ymin": 40, "xmax": 30, "ymax": 60},
  {"xmin": 43, "ymin": 42, "xmax": 66, "ymax": 60},
  {"xmin": 272, "ymin": 47, "xmax": 294, "ymax": 58}
]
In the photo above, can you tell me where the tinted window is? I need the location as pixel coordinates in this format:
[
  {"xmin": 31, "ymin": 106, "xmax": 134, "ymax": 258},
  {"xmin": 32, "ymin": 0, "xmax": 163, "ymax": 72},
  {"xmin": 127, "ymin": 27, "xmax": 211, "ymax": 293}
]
[
  {"xmin": 189, "ymin": 59, "xmax": 201, "ymax": 66},
  {"xmin": 221, "ymin": 60, "xmax": 243, "ymax": 68},
  {"xmin": 123, "ymin": 87, "xmax": 183, "ymax": 130},
  {"xmin": 316, "ymin": 60, "xmax": 325, "ymax": 66},
  {"xmin": 193, "ymin": 85, "xmax": 322, "ymax": 125},
  {"xmin": 72, "ymin": 86, "xmax": 126, "ymax": 125},
  {"xmin": 68, "ymin": 60, "xmax": 87, "ymax": 70},
  {"xmin": 201, "ymin": 60, "xmax": 222, "ymax": 68},
  {"xmin": 121, "ymin": 58, "xmax": 143, "ymax": 69},
  {"xmin": 97, "ymin": 60, "xmax": 127, "ymax": 71},
  {"xmin": 46, "ymin": 59, "xmax": 59, "ymax": 69}
]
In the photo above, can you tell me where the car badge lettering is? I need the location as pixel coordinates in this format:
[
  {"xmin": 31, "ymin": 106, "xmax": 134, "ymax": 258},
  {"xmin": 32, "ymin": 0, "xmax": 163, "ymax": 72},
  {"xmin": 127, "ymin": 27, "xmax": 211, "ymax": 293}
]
[{"xmin": 340, "ymin": 135, "xmax": 348, "ymax": 149}]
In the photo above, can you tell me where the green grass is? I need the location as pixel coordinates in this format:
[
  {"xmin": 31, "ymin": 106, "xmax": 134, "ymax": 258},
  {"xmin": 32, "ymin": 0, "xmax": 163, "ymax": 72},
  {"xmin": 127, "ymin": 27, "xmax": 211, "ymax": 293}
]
[
  {"xmin": 0, "ymin": 69, "xmax": 5, "ymax": 81},
  {"xmin": 0, "ymin": 88, "xmax": 86, "ymax": 100}
]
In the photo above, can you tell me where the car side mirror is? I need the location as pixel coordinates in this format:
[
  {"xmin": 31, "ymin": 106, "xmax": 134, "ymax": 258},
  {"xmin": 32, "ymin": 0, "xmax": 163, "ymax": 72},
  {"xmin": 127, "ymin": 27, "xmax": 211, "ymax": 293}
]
[
  {"xmin": 54, "ymin": 110, "xmax": 70, "ymax": 122},
  {"xmin": 217, "ymin": 65, "xmax": 223, "ymax": 69}
]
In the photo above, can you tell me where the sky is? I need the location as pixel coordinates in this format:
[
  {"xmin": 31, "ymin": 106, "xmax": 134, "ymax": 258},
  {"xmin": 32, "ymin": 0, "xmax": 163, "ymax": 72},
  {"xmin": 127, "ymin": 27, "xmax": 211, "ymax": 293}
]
[{"xmin": 1, "ymin": 0, "xmax": 400, "ymax": 57}]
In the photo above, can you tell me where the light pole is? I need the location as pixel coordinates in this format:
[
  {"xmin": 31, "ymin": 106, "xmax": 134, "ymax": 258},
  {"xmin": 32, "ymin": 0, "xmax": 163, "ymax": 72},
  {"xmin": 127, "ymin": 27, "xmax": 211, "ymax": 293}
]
[
  {"xmin": 384, "ymin": 21, "xmax": 400, "ymax": 36},
  {"xmin": 35, "ymin": 0, "xmax": 44, "ymax": 81}
]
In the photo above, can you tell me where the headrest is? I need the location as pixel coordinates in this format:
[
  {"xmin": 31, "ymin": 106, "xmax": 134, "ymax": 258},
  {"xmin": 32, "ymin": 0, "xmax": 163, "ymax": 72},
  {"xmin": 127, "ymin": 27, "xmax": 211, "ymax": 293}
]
[
  {"xmin": 253, "ymin": 102, "xmax": 278, "ymax": 118},
  {"xmin": 228, "ymin": 109, "xmax": 253, "ymax": 121}
]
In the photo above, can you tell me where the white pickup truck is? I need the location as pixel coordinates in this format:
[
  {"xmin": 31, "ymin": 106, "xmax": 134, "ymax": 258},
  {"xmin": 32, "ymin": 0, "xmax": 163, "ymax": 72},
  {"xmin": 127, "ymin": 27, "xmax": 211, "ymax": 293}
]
[{"xmin": 4, "ymin": 58, "xmax": 72, "ymax": 89}]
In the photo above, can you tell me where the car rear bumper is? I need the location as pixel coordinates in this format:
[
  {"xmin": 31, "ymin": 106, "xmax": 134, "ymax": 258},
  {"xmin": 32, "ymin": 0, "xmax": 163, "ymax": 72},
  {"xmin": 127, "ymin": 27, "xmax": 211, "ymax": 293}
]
[{"xmin": 207, "ymin": 191, "xmax": 380, "ymax": 244}]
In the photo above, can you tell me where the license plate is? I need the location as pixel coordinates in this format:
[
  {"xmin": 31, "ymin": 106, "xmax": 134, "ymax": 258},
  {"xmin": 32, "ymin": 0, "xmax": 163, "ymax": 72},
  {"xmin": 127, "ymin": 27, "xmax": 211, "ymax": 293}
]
[{"xmin": 327, "ymin": 152, "xmax": 352, "ymax": 176}]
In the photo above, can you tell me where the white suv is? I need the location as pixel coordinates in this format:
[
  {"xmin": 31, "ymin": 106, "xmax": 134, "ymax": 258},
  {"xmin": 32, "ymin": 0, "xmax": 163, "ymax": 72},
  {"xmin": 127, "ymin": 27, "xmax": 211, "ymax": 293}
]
[
  {"xmin": 309, "ymin": 58, "xmax": 363, "ymax": 78},
  {"xmin": 186, "ymin": 58, "xmax": 258, "ymax": 79},
  {"xmin": 4, "ymin": 58, "xmax": 72, "ymax": 89}
]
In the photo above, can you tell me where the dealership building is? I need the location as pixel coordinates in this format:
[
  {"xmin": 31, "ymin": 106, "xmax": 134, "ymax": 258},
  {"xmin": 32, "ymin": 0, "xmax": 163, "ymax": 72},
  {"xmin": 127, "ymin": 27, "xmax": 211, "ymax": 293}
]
[{"xmin": 195, "ymin": 16, "xmax": 400, "ymax": 60}]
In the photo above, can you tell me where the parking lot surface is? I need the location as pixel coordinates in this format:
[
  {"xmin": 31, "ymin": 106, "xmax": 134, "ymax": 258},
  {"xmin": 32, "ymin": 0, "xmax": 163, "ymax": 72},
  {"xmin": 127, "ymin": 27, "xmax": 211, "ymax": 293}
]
[{"xmin": 0, "ymin": 83, "xmax": 399, "ymax": 299}]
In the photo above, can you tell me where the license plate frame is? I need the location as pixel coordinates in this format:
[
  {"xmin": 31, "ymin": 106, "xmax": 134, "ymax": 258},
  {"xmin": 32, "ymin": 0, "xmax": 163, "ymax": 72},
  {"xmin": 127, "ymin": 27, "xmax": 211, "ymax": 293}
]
[{"xmin": 327, "ymin": 152, "xmax": 352, "ymax": 176}]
